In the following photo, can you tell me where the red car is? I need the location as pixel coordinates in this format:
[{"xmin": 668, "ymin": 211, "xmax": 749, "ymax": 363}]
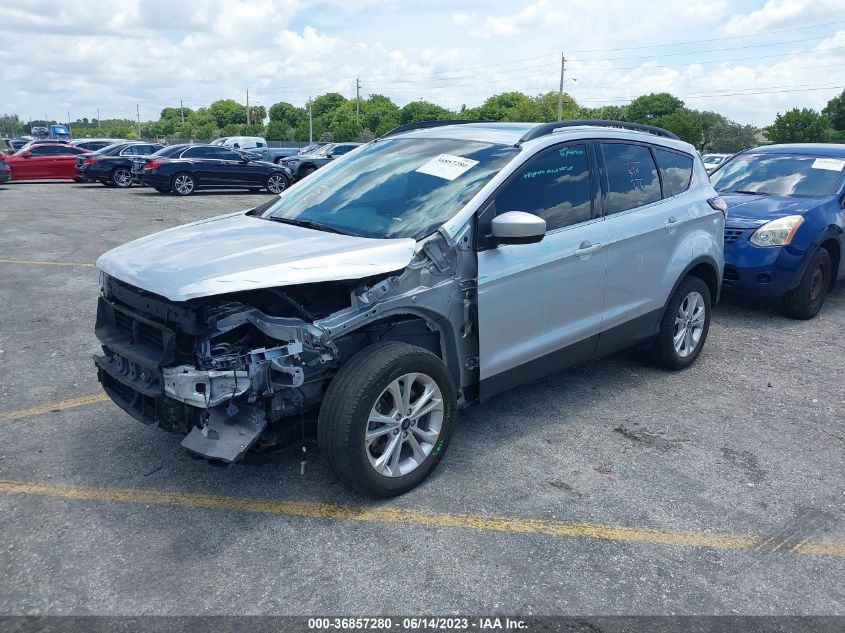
[{"xmin": 5, "ymin": 143, "xmax": 89, "ymax": 180}]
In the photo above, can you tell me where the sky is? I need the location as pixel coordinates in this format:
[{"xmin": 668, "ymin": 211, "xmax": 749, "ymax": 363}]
[{"xmin": 1, "ymin": 0, "xmax": 844, "ymax": 126}]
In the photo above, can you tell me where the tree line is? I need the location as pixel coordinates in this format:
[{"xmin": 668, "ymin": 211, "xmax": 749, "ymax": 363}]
[{"xmin": 3, "ymin": 89, "xmax": 845, "ymax": 151}]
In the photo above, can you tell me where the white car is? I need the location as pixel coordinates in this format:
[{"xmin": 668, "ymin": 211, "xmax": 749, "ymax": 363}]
[{"xmin": 702, "ymin": 153, "xmax": 731, "ymax": 173}]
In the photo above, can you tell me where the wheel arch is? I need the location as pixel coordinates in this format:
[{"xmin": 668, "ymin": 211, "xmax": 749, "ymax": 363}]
[
  {"xmin": 818, "ymin": 233, "xmax": 841, "ymax": 290},
  {"xmin": 660, "ymin": 256, "xmax": 721, "ymax": 328}
]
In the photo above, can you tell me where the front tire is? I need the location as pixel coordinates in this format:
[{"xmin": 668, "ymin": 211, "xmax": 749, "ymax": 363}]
[
  {"xmin": 318, "ymin": 342, "xmax": 457, "ymax": 497},
  {"xmin": 111, "ymin": 167, "xmax": 133, "ymax": 188},
  {"xmin": 782, "ymin": 248, "xmax": 831, "ymax": 320},
  {"xmin": 650, "ymin": 276, "xmax": 711, "ymax": 370},
  {"xmin": 172, "ymin": 172, "xmax": 195, "ymax": 196},
  {"xmin": 266, "ymin": 173, "xmax": 288, "ymax": 194}
]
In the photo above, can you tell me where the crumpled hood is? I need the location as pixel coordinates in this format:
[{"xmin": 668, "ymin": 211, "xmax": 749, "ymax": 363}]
[
  {"xmin": 96, "ymin": 211, "xmax": 417, "ymax": 302},
  {"xmin": 721, "ymin": 193, "xmax": 827, "ymax": 229}
]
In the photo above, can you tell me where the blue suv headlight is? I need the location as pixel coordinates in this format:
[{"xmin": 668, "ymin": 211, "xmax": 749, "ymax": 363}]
[{"xmin": 749, "ymin": 215, "xmax": 804, "ymax": 247}]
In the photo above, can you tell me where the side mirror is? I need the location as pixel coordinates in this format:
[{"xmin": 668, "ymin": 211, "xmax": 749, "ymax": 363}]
[
  {"xmin": 491, "ymin": 211, "xmax": 546, "ymax": 245},
  {"xmin": 21, "ymin": 150, "xmax": 32, "ymax": 158}
]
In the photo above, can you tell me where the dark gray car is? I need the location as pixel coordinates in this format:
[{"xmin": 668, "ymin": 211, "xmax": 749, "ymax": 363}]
[{"xmin": 280, "ymin": 142, "xmax": 361, "ymax": 180}]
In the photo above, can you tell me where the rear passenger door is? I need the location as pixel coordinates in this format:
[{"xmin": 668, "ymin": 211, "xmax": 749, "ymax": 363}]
[
  {"xmin": 477, "ymin": 143, "xmax": 608, "ymax": 398},
  {"xmin": 596, "ymin": 142, "xmax": 693, "ymax": 354}
]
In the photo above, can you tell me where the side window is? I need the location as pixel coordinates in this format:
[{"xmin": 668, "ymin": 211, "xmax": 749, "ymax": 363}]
[
  {"xmin": 218, "ymin": 149, "xmax": 242, "ymax": 160},
  {"xmin": 120, "ymin": 146, "xmax": 137, "ymax": 155},
  {"xmin": 653, "ymin": 147, "xmax": 693, "ymax": 197},
  {"xmin": 256, "ymin": 141, "xmax": 265, "ymax": 148},
  {"xmin": 29, "ymin": 145, "xmax": 53, "ymax": 155},
  {"xmin": 492, "ymin": 144, "xmax": 593, "ymax": 231},
  {"xmin": 182, "ymin": 147, "xmax": 211, "ymax": 158},
  {"xmin": 600, "ymin": 143, "xmax": 661, "ymax": 214}
]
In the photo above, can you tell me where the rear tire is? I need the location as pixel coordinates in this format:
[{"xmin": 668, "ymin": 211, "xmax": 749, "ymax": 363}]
[
  {"xmin": 111, "ymin": 167, "xmax": 133, "ymax": 188},
  {"xmin": 318, "ymin": 342, "xmax": 457, "ymax": 497},
  {"xmin": 650, "ymin": 276, "xmax": 711, "ymax": 370},
  {"xmin": 266, "ymin": 173, "xmax": 287, "ymax": 194},
  {"xmin": 171, "ymin": 172, "xmax": 195, "ymax": 196},
  {"xmin": 782, "ymin": 248, "xmax": 831, "ymax": 320}
]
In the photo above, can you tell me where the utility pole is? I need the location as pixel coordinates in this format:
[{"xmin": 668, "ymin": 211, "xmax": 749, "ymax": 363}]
[
  {"xmin": 246, "ymin": 88, "xmax": 250, "ymax": 126},
  {"xmin": 180, "ymin": 99, "xmax": 184, "ymax": 124},
  {"xmin": 557, "ymin": 53, "xmax": 566, "ymax": 122},
  {"xmin": 355, "ymin": 76, "xmax": 361, "ymax": 125},
  {"xmin": 308, "ymin": 95, "xmax": 313, "ymax": 143},
  {"xmin": 136, "ymin": 104, "xmax": 141, "ymax": 137}
]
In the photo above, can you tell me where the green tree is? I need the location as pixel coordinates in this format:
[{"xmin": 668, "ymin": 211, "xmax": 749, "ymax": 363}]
[
  {"xmin": 360, "ymin": 94, "xmax": 400, "ymax": 136},
  {"xmin": 311, "ymin": 92, "xmax": 348, "ymax": 118},
  {"xmin": 208, "ymin": 99, "xmax": 247, "ymax": 127},
  {"xmin": 475, "ymin": 91, "xmax": 533, "ymax": 121},
  {"xmin": 266, "ymin": 120, "xmax": 295, "ymax": 141},
  {"xmin": 399, "ymin": 100, "xmax": 452, "ymax": 124},
  {"xmin": 706, "ymin": 120, "xmax": 759, "ymax": 153},
  {"xmin": 822, "ymin": 89, "xmax": 845, "ymax": 131},
  {"xmin": 268, "ymin": 101, "xmax": 306, "ymax": 128},
  {"xmin": 765, "ymin": 108, "xmax": 831, "ymax": 143},
  {"xmin": 626, "ymin": 93, "xmax": 684, "ymax": 123},
  {"xmin": 578, "ymin": 105, "xmax": 628, "ymax": 121},
  {"xmin": 653, "ymin": 108, "xmax": 703, "ymax": 146}
]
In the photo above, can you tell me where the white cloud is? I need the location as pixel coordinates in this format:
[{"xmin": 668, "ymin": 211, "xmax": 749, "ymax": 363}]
[{"xmin": 0, "ymin": 0, "xmax": 843, "ymax": 128}]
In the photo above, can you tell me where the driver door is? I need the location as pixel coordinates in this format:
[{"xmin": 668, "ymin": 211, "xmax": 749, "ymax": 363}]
[{"xmin": 477, "ymin": 143, "xmax": 608, "ymax": 399}]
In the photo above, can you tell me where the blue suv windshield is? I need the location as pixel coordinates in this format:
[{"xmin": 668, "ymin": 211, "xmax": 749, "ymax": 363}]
[
  {"xmin": 262, "ymin": 138, "xmax": 519, "ymax": 239},
  {"xmin": 712, "ymin": 153, "xmax": 845, "ymax": 197}
]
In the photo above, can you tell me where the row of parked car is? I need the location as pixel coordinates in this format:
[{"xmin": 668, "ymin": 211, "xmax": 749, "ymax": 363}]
[
  {"xmin": 0, "ymin": 136, "xmax": 362, "ymax": 194},
  {"xmin": 90, "ymin": 119, "xmax": 845, "ymax": 496}
]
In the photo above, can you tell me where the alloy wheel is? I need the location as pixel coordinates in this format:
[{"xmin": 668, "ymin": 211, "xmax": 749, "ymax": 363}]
[
  {"xmin": 113, "ymin": 168, "xmax": 132, "ymax": 188},
  {"xmin": 268, "ymin": 174, "xmax": 286, "ymax": 194},
  {"xmin": 365, "ymin": 372, "xmax": 444, "ymax": 478},
  {"xmin": 174, "ymin": 174, "xmax": 194, "ymax": 195},
  {"xmin": 673, "ymin": 291, "xmax": 706, "ymax": 358}
]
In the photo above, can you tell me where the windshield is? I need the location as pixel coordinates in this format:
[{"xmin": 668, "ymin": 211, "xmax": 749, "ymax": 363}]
[
  {"xmin": 312, "ymin": 144, "xmax": 335, "ymax": 156},
  {"xmin": 262, "ymin": 138, "xmax": 519, "ymax": 239},
  {"xmin": 94, "ymin": 143, "xmax": 126, "ymax": 155},
  {"xmin": 702, "ymin": 155, "xmax": 723, "ymax": 165},
  {"xmin": 712, "ymin": 153, "xmax": 845, "ymax": 197}
]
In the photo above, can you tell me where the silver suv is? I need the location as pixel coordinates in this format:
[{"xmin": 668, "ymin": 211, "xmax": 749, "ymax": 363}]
[{"xmin": 94, "ymin": 120, "xmax": 724, "ymax": 496}]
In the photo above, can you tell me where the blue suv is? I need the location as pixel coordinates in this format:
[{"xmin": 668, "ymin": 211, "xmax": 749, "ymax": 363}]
[{"xmin": 712, "ymin": 144, "xmax": 845, "ymax": 319}]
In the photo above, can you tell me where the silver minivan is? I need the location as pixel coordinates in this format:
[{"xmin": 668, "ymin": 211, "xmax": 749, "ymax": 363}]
[{"xmin": 95, "ymin": 120, "xmax": 725, "ymax": 496}]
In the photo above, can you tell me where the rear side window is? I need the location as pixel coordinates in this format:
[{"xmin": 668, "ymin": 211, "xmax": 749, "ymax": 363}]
[
  {"xmin": 182, "ymin": 147, "xmax": 213, "ymax": 158},
  {"xmin": 492, "ymin": 144, "xmax": 593, "ymax": 231},
  {"xmin": 653, "ymin": 147, "xmax": 693, "ymax": 197},
  {"xmin": 600, "ymin": 143, "xmax": 661, "ymax": 214}
]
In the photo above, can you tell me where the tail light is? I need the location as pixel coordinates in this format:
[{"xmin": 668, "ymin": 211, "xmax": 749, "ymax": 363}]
[
  {"xmin": 144, "ymin": 161, "xmax": 161, "ymax": 170},
  {"xmin": 84, "ymin": 157, "xmax": 98, "ymax": 165},
  {"xmin": 708, "ymin": 196, "xmax": 728, "ymax": 217}
]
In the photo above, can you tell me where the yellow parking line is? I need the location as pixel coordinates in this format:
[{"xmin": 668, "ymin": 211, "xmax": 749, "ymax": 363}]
[
  {"xmin": 0, "ymin": 394, "xmax": 110, "ymax": 421},
  {"xmin": 0, "ymin": 258, "xmax": 94, "ymax": 267},
  {"xmin": 0, "ymin": 478, "xmax": 842, "ymax": 557}
]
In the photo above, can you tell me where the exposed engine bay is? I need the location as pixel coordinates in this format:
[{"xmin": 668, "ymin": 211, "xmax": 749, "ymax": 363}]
[{"xmin": 94, "ymin": 227, "xmax": 478, "ymax": 463}]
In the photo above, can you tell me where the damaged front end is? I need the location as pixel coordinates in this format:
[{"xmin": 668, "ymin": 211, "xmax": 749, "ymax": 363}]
[
  {"xmin": 94, "ymin": 275, "xmax": 339, "ymax": 463},
  {"xmin": 93, "ymin": 226, "xmax": 477, "ymax": 464}
]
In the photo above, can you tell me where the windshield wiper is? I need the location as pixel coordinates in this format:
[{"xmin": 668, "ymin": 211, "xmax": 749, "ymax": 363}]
[
  {"xmin": 727, "ymin": 190, "xmax": 771, "ymax": 196},
  {"xmin": 265, "ymin": 216, "xmax": 358, "ymax": 236}
]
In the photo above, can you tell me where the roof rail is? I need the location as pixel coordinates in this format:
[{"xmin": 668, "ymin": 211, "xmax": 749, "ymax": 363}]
[
  {"xmin": 380, "ymin": 119, "xmax": 486, "ymax": 139},
  {"xmin": 518, "ymin": 119, "xmax": 679, "ymax": 143}
]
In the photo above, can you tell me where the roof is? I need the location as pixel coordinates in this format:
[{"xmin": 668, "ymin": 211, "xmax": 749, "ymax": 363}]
[
  {"xmin": 388, "ymin": 121, "xmax": 691, "ymax": 152},
  {"xmin": 748, "ymin": 143, "xmax": 845, "ymax": 157}
]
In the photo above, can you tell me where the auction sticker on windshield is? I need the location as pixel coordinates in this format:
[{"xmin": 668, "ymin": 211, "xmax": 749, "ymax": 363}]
[
  {"xmin": 416, "ymin": 154, "xmax": 479, "ymax": 181},
  {"xmin": 811, "ymin": 158, "xmax": 845, "ymax": 171}
]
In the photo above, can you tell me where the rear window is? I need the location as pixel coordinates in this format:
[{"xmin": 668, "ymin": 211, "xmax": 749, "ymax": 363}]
[
  {"xmin": 601, "ymin": 143, "xmax": 661, "ymax": 214},
  {"xmin": 653, "ymin": 147, "xmax": 694, "ymax": 197}
]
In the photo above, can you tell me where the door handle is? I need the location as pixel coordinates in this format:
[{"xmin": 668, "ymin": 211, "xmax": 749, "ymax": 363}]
[
  {"xmin": 575, "ymin": 241, "xmax": 602, "ymax": 257},
  {"xmin": 665, "ymin": 216, "xmax": 680, "ymax": 229}
]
